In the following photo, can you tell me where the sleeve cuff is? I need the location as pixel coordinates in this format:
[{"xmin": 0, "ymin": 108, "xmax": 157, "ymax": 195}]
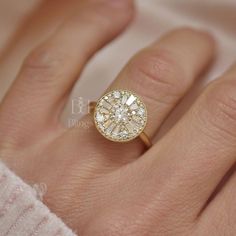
[{"xmin": 0, "ymin": 161, "xmax": 77, "ymax": 236}]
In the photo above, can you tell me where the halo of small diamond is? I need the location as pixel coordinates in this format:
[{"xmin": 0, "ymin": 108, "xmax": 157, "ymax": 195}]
[{"xmin": 94, "ymin": 90, "xmax": 147, "ymax": 142}]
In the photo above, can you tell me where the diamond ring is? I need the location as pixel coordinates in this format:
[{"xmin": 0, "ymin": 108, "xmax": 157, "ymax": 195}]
[{"xmin": 89, "ymin": 89, "xmax": 152, "ymax": 148}]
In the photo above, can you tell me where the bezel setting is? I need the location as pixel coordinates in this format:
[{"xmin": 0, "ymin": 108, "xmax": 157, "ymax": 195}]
[{"xmin": 94, "ymin": 90, "xmax": 147, "ymax": 142}]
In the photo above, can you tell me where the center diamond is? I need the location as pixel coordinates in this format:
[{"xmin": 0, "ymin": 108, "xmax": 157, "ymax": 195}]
[{"xmin": 114, "ymin": 105, "xmax": 129, "ymax": 123}]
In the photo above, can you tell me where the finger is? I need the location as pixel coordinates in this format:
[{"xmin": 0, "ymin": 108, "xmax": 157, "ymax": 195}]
[
  {"xmin": 196, "ymin": 166, "xmax": 236, "ymax": 235},
  {"xmin": 132, "ymin": 63, "xmax": 236, "ymax": 221},
  {"xmin": 0, "ymin": 0, "xmax": 82, "ymax": 100},
  {"xmin": 109, "ymin": 28, "xmax": 215, "ymax": 138},
  {"xmin": 0, "ymin": 0, "xmax": 134, "ymax": 146},
  {"xmin": 69, "ymin": 28, "xmax": 214, "ymax": 166}
]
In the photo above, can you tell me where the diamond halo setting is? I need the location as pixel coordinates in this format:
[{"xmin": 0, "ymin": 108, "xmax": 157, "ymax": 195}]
[{"xmin": 94, "ymin": 90, "xmax": 147, "ymax": 142}]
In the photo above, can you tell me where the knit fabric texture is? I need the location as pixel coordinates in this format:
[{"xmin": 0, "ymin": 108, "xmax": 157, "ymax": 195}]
[{"xmin": 0, "ymin": 161, "xmax": 76, "ymax": 236}]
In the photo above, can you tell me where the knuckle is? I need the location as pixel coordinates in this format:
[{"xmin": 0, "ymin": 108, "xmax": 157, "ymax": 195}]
[
  {"xmin": 21, "ymin": 45, "xmax": 68, "ymax": 85},
  {"xmin": 207, "ymin": 79, "xmax": 236, "ymax": 120},
  {"xmin": 204, "ymin": 79, "xmax": 236, "ymax": 138},
  {"xmin": 128, "ymin": 49, "xmax": 188, "ymax": 104}
]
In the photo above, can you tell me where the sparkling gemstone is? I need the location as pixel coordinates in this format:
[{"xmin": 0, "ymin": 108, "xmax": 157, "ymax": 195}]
[
  {"xmin": 101, "ymin": 100, "xmax": 112, "ymax": 109},
  {"xmin": 114, "ymin": 106, "xmax": 128, "ymax": 122},
  {"xmin": 112, "ymin": 125, "xmax": 120, "ymax": 136},
  {"xmin": 94, "ymin": 90, "xmax": 147, "ymax": 142},
  {"xmin": 130, "ymin": 103, "xmax": 138, "ymax": 110},
  {"xmin": 106, "ymin": 123, "xmax": 115, "ymax": 134},
  {"xmin": 100, "ymin": 107, "xmax": 109, "ymax": 114},
  {"xmin": 120, "ymin": 130, "xmax": 128, "ymax": 138},
  {"xmin": 126, "ymin": 95, "xmax": 136, "ymax": 106},
  {"xmin": 113, "ymin": 91, "xmax": 121, "ymax": 99},
  {"xmin": 138, "ymin": 108, "xmax": 145, "ymax": 115},
  {"xmin": 121, "ymin": 95, "xmax": 128, "ymax": 104},
  {"xmin": 96, "ymin": 113, "xmax": 104, "ymax": 122}
]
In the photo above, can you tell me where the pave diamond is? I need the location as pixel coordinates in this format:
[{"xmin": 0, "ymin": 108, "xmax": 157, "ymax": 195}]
[
  {"xmin": 94, "ymin": 90, "xmax": 147, "ymax": 142},
  {"xmin": 113, "ymin": 91, "xmax": 121, "ymax": 99}
]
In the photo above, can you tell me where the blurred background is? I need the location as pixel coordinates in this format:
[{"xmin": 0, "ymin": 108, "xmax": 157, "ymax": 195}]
[{"xmin": 0, "ymin": 0, "xmax": 236, "ymax": 132}]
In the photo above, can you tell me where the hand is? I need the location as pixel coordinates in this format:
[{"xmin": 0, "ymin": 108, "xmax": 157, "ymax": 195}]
[{"xmin": 1, "ymin": 0, "xmax": 235, "ymax": 235}]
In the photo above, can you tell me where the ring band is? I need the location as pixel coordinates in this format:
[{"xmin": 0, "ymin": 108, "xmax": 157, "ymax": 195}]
[{"xmin": 89, "ymin": 89, "xmax": 152, "ymax": 149}]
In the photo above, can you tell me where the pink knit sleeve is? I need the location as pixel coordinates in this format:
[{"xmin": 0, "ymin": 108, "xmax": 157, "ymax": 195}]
[{"xmin": 0, "ymin": 161, "xmax": 77, "ymax": 236}]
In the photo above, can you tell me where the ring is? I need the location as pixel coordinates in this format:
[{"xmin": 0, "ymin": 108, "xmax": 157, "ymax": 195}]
[{"xmin": 89, "ymin": 89, "xmax": 152, "ymax": 148}]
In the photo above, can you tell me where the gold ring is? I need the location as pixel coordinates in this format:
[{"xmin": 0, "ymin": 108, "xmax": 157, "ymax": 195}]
[{"xmin": 89, "ymin": 89, "xmax": 152, "ymax": 148}]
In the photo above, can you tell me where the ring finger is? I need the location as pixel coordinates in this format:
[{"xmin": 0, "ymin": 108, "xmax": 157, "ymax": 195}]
[{"xmin": 74, "ymin": 28, "xmax": 215, "ymax": 163}]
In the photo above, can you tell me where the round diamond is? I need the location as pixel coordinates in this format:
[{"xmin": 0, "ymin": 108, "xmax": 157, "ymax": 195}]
[
  {"xmin": 94, "ymin": 90, "xmax": 147, "ymax": 142},
  {"xmin": 113, "ymin": 91, "xmax": 121, "ymax": 99},
  {"xmin": 138, "ymin": 107, "xmax": 145, "ymax": 116},
  {"xmin": 114, "ymin": 105, "xmax": 128, "ymax": 122}
]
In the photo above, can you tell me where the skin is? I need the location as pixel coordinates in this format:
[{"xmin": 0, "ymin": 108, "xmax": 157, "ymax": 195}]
[{"xmin": 0, "ymin": 0, "xmax": 236, "ymax": 235}]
